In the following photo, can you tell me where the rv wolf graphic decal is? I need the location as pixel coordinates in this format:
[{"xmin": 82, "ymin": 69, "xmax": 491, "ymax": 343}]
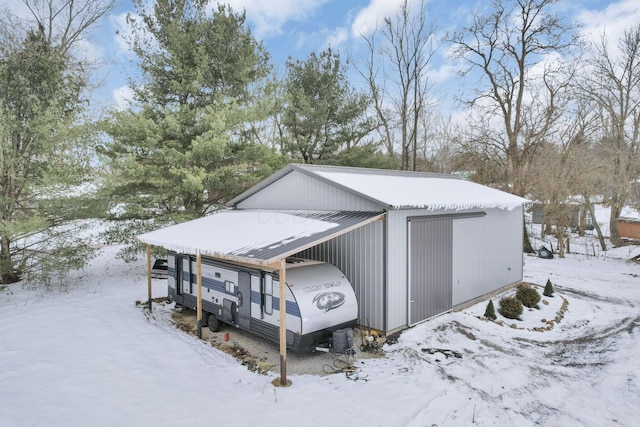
[{"xmin": 313, "ymin": 292, "xmax": 346, "ymax": 312}]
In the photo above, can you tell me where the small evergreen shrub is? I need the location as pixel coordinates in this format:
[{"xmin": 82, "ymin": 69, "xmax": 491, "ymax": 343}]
[
  {"xmin": 484, "ymin": 300, "xmax": 497, "ymax": 321},
  {"xmin": 499, "ymin": 297, "xmax": 523, "ymax": 320},
  {"xmin": 516, "ymin": 285, "xmax": 541, "ymax": 308},
  {"xmin": 543, "ymin": 279, "xmax": 555, "ymax": 297}
]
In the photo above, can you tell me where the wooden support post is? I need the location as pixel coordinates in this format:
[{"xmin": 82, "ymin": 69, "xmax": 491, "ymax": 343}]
[
  {"xmin": 278, "ymin": 258, "xmax": 290, "ymax": 386},
  {"xmin": 196, "ymin": 254, "xmax": 203, "ymax": 339},
  {"xmin": 146, "ymin": 244, "xmax": 152, "ymax": 313}
]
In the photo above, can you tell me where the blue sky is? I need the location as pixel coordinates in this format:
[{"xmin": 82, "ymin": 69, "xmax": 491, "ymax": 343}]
[{"xmin": 5, "ymin": 0, "xmax": 640, "ymax": 110}]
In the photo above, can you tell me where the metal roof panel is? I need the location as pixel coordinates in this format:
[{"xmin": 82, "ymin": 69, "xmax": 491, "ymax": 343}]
[
  {"xmin": 138, "ymin": 210, "xmax": 384, "ymax": 267},
  {"xmin": 227, "ymin": 164, "xmax": 528, "ymax": 211}
]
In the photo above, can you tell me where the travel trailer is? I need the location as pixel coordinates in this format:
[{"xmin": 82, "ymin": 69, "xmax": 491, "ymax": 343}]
[{"xmin": 167, "ymin": 251, "xmax": 358, "ymax": 353}]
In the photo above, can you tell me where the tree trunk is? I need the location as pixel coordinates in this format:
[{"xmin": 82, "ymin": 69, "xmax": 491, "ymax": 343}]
[
  {"xmin": 542, "ymin": 216, "xmax": 553, "ymax": 236},
  {"xmin": 577, "ymin": 205, "xmax": 587, "ymax": 237},
  {"xmin": 523, "ymin": 219, "xmax": 534, "ymax": 253},
  {"xmin": 0, "ymin": 234, "xmax": 19, "ymax": 284},
  {"xmin": 557, "ymin": 227, "xmax": 565, "ymax": 258},
  {"xmin": 609, "ymin": 201, "xmax": 623, "ymax": 247},
  {"xmin": 584, "ymin": 195, "xmax": 607, "ymax": 251}
]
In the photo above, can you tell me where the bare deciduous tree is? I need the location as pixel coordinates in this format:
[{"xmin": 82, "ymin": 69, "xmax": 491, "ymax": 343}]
[
  {"xmin": 448, "ymin": 0, "xmax": 581, "ymax": 252},
  {"xmin": 2, "ymin": 0, "xmax": 114, "ymax": 56},
  {"xmin": 526, "ymin": 97, "xmax": 602, "ymax": 257},
  {"xmin": 355, "ymin": 0, "xmax": 439, "ymax": 171},
  {"xmin": 577, "ymin": 24, "xmax": 640, "ymax": 247},
  {"xmin": 418, "ymin": 114, "xmax": 460, "ymax": 173}
]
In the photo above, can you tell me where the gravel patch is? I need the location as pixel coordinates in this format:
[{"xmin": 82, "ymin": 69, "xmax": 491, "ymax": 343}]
[{"xmin": 170, "ymin": 306, "xmax": 385, "ymax": 376}]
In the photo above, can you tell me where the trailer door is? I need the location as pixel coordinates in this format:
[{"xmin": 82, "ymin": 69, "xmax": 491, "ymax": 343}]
[
  {"xmin": 237, "ymin": 271, "xmax": 251, "ymax": 329},
  {"xmin": 174, "ymin": 255, "xmax": 192, "ymax": 296},
  {"xmin": 175, "ymin": 256, "xmax": 183, "ymax": 295}
]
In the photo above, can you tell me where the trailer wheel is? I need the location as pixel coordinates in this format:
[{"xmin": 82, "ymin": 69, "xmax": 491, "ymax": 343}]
[{"xmin": 208, "ymin": 314, "xmax": 221, "ymax": 332}]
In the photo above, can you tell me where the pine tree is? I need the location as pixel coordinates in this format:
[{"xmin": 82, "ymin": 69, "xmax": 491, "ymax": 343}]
[
  {"xmin": 281, "ymin": 48, "xmax": 373, "ymax": 164},
  {"xmin": 544, "ymin": 279, "xmax": 555, "ymax": 297},
  {"xmin": 101, "ymin": 1, "xmax": 286, "ymax": 259},
  {"xmin": 0, "ymin": 28, "xmax": 98, "ymax": 284},
  {"xmin": 484, "ymin": 300, "xmax": 497, "ymax": 321}
]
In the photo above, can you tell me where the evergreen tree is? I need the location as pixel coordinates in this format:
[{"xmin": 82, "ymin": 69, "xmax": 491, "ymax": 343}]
[
  {"xmin": 544, "ymin": 279, "xmax": 555, "ymax": 297},
  {"xmin": 484, "ymin": 300, "xmax": 497, "ymax": 321},
  {"xmin": 0, "ymin": 27, "xmax": 98, "ymax": 285},
  {"xmin": 281, "ymin": 48, "xmax": 374, "ymax": 164},
  {"xmin": 100, "ymin": 0, "xmax": 286, "ymax": 258}
]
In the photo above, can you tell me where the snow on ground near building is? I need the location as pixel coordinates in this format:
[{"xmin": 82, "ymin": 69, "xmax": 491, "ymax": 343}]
[{"xmin": 1, "ymin": 240, "xmax": 639, "ymax": 426}]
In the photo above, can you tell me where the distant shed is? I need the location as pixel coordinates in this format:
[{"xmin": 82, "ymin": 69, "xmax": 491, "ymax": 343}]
[
  {"xmin": 617, "ymin": 217, "xmax": 640, "ymax": 240},
  {"xmin": 225, "ymin": 164, "xmax": 528, "ymax": 333}
]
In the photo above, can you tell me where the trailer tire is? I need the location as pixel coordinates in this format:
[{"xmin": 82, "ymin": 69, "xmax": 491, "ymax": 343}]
[{"xmin": 208, "ymin": 314, "xmax": 221, "ymax": 332}]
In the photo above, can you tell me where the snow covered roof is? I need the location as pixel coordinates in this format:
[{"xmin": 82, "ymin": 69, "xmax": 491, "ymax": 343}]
[
  {"xmin": 137, "ymin": 210, "xmax": 384, "ymax": 267},
  {"xmin": 229, "ymin": 164, "xmax": 528, "ymax": 211}
]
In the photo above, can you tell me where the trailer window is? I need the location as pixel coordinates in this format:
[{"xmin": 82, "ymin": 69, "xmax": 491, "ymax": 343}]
[
  {"xmin": 224, "ymin": 280, "xmax": 235, "ymax": 294},
  {"xmin": 264, "ymin": 275, "xmax": 273, "ymax": 315},
  {"xmin": 182, "ymin": 258, "xmax": 191, "ymax": 294}
]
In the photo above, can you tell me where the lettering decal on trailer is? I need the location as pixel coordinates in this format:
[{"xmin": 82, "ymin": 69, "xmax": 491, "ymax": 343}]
[
  {"xmin": 312, "ymin": 292, "xmax": 346, "ymax": 312},
  {"xmin": 302, "ymin": 280, "xmax": 341, "ymax": 293}
]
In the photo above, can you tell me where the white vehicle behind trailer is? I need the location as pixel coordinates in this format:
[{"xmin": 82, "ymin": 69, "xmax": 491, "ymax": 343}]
[{"xmin": 167, "ymin": 252, "xmax": 357, "ymax": 353}]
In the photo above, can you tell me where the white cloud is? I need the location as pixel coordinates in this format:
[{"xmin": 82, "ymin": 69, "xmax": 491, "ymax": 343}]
[
  {"xmin": 76, "ymin": 37, "xmax": 106, "ymax": 66},
  {"xmin": 429, "ymin": 62, "xmax": 457, "ymax": 85},
  {"xmin": 113, "ymin": 85, "xmax": 135, "ymax": 110},
  {"xmin": 350, "ymin": 0, "xmax": 427, "ymax": 38},
  {"xmin": 578, "ymin": 0, "xmax": 640, "ymax": 52},
  {"xmin": 108, "ymin": 8, "xmax": 160, "ymax": 63},
  {"xmin": 351, "ymin": 0, "xmax": 404, "ymax": 37},
  {"xmin": 111, "ymin": 12, "xmax": 135, "ymax": 56},
  {"xmin": 218, "ymin": 0, "xmax": 331, "ymax": 38},
  {"xmin": 323, "ymin": 26, "xmax": 349, "ymax": 50}
]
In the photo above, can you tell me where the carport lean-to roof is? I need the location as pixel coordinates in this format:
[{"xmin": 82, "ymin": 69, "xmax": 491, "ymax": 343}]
[
  {"xmin": 137, "ymin": 209, "xmax": 384, "ymax": 268},
  {"xmin": 137, "ymin": 209, "xmax": 384, "ymax": 387}
]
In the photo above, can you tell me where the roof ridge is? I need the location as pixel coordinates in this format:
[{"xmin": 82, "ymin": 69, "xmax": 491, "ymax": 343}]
[{"xmin": 293, "ymin": 163, "xmax": 459, "ymax": 179}]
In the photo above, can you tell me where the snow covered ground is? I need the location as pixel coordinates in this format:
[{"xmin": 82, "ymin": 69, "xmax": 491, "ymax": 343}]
[{"xmin": 1, "ymin": 232, "xmax": 639, "ymax": 426}]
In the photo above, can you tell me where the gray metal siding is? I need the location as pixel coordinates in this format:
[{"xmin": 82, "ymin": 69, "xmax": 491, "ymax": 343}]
[
  {"xmin": 386, "ymin": 208, "xmax": 461, "ymax": 331},
  {"xmin": 452, "ymin": 206, "xmax": 523, "ymax": 305},
  {"xmin": 236, "ymin": 170, "xmax": 383, "ymax": 211},
  {"xmin": 408, "ymin": 218, "xmax": 453, "ymax": 325},
  {"xmin": 385, "ymin": 207, "xmax": 524, "ymax": 332},
  {"xmin": 294, "ymin": 219, "xmax": 385, "ymax": 331},
  {"xmin": 228, "ymin": 166, "xmax": 525, "ymax": 333},
  {"xmin": 385, "ymin": 210, "xmax": 410, "ymax": 332}
]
